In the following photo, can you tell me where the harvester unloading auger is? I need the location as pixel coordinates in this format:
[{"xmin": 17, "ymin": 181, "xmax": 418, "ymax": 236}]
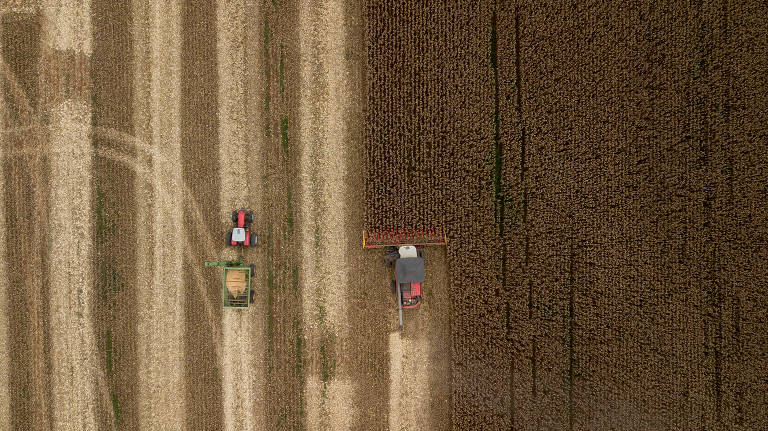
[{"xmin": 363, "ymin": 227, "xmax": 447, "ymax": 330}]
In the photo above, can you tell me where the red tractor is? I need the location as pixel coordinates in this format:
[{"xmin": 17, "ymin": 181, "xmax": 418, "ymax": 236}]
[
  {"xmin": 364, "ymin": 228, "xmax": 446, "ymax": 330},
  {"xmin": 228, "ymin": 208, "xmax": 257, "ymax": 247}
]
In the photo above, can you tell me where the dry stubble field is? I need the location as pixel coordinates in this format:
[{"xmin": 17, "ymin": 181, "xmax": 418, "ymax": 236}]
[{"xmin": 1, "ymin": 0, "xmax": 767, "ymax": 430}]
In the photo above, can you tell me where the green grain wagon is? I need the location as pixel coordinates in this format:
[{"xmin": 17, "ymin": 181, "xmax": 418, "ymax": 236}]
[{"xmin": 204, "ymin": 259, "xmax": 255, "ymax": 308}]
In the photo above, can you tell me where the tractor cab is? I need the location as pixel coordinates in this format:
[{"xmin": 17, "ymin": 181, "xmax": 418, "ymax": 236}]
[{"xmin": 395, "ymin": 246, "xmax": 425, "ymax": 309}]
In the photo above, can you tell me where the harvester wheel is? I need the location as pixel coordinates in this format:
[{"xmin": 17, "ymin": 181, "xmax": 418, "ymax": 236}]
[
  {"xmin": 232, "ymin": 211, "xmax": 238, "ymax": 222},
  {"xmin": 250, "ymin": 233, "xmax": 258, "ymax": 246},
  {"xmin": 247, "ymin": 211, "xmax": 254, "ymax": 223},
  {"xmin": 227, "ymin": 232, "xmax": 233, "ymax": 245},
  {"xmin": 390, "ymin": 280, "xmax": 397, "ymax": 294}
]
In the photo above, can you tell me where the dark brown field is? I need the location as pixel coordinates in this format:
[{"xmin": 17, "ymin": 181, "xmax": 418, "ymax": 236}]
[{"xmin": 365, "ymin": 0, "xmax": 768, "ymax": 429}]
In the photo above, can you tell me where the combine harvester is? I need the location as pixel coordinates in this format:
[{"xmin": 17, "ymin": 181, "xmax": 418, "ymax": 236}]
[{"xmin": 363, "ymin": 228, "xmax": 447, "ymax": 330}]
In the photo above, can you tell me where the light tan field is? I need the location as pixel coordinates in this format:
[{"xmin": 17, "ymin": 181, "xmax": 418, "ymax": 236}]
[{"xmin": 0, "ymin": 1, "xmax": 452, "ymax": 430}]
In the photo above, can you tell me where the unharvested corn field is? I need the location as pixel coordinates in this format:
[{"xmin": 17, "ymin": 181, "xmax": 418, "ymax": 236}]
[{"xmin": 1, "ymin": 0, "xmax": 766, "ymax": 430}]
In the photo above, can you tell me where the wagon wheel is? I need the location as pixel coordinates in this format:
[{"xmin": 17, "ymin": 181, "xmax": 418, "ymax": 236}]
[{"xmin": 250, "ymin": 264, "xmax": 255, "ymax": 277}]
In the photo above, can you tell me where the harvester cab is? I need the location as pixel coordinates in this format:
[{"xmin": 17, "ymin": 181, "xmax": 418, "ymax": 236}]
[
  {"xmin": 394, "ymin": 245, "xmax": 425, "ymax": 309},
  {"xmin": 363, "ymin": 228, "xmax": 446, "ymax": 330}
]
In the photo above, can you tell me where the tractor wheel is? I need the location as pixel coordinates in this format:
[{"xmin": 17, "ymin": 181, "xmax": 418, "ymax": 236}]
[
  {"xmin": 390, "ymin": 280, "xmax": 397, "ymax": 295},
  {"xmin": 250, "ymin": 233, "xmax": 258, "ymax": 246},
  {"xmin": 226, "ymin": 232, "xmax": 233, "ymax": 245},
  {"xmin": 232, "ymin": 211, "xmax": 238, "ymax": 222},
  {"xmin": 247, "ymin": 211, "xmax": 254, "ymax": 223}
]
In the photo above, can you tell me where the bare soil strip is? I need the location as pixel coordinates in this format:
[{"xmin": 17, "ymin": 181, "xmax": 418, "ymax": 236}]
[
  {"xmin": 217, "ymin": 1, "xmax": 264, "ymax": 429},
  {"xmin": 298, "ymin": 0, "xmax": 358, "ymax": 428},
  {"xmin": 40, "ymin": 2, "xmax": 100, "ymax": 428},
  {"xmin": 180, "ymin": 0, "xmax": 225, "ymax": 427},
  {"xmin": 388, "ymin": 332, "xmax": 432, "ymax": 430},
  {"xmin": 47, "ymin": 98, "xmax": 99, "ymax": 431},
  {"xmin": 135, "ymin": 0, "xmax": 185, "ymax": 428}
]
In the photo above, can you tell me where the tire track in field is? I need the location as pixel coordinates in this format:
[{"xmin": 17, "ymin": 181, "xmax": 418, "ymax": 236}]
[
  {"xmin": 35, "ymin": 130, "xmax": 225, "ymax": 366},
  {"xmin": 135, "ymin": 0, "xmax": 185, "ymax": 428},
  {"xmin": 217, "ymin": 0, "xmax": 265, "ymax": 429},
  {"xmin": 298, "ymin": 0, "xmax": 355, "ymax": 428},
  {"xmin": 41, "ymin": 1, "xmax": 100, "ymax": 428},
  {"xmin": 88, "ymin": 128, "xmax": 223, "ymax": 363}
]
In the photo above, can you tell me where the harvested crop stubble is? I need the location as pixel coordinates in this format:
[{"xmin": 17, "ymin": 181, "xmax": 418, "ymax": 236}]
[
  {"xmin": 0, "ymin": 23, "xmax": 10, "ymax": 431},
  {"xmin": 298, "ymin": 0, "xmax": 357, "ymax": 428},
  {"xmin": 91, "ymin": 0, "xmax": 139, "ymax": 427},
  {"xmin": 47, "ymin": 98, "xmax": 100, "ymax": 431},
  {"xmin": 181, "ymin": 0, "xmax": 226, "ymax": 429},
  {"xmin": 136, "ymin": 0, "xmax": 186, "ymax": 429},
  {"xmin": 260, "ymin": 0, "xmax": 309, "ymax": 427}
]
